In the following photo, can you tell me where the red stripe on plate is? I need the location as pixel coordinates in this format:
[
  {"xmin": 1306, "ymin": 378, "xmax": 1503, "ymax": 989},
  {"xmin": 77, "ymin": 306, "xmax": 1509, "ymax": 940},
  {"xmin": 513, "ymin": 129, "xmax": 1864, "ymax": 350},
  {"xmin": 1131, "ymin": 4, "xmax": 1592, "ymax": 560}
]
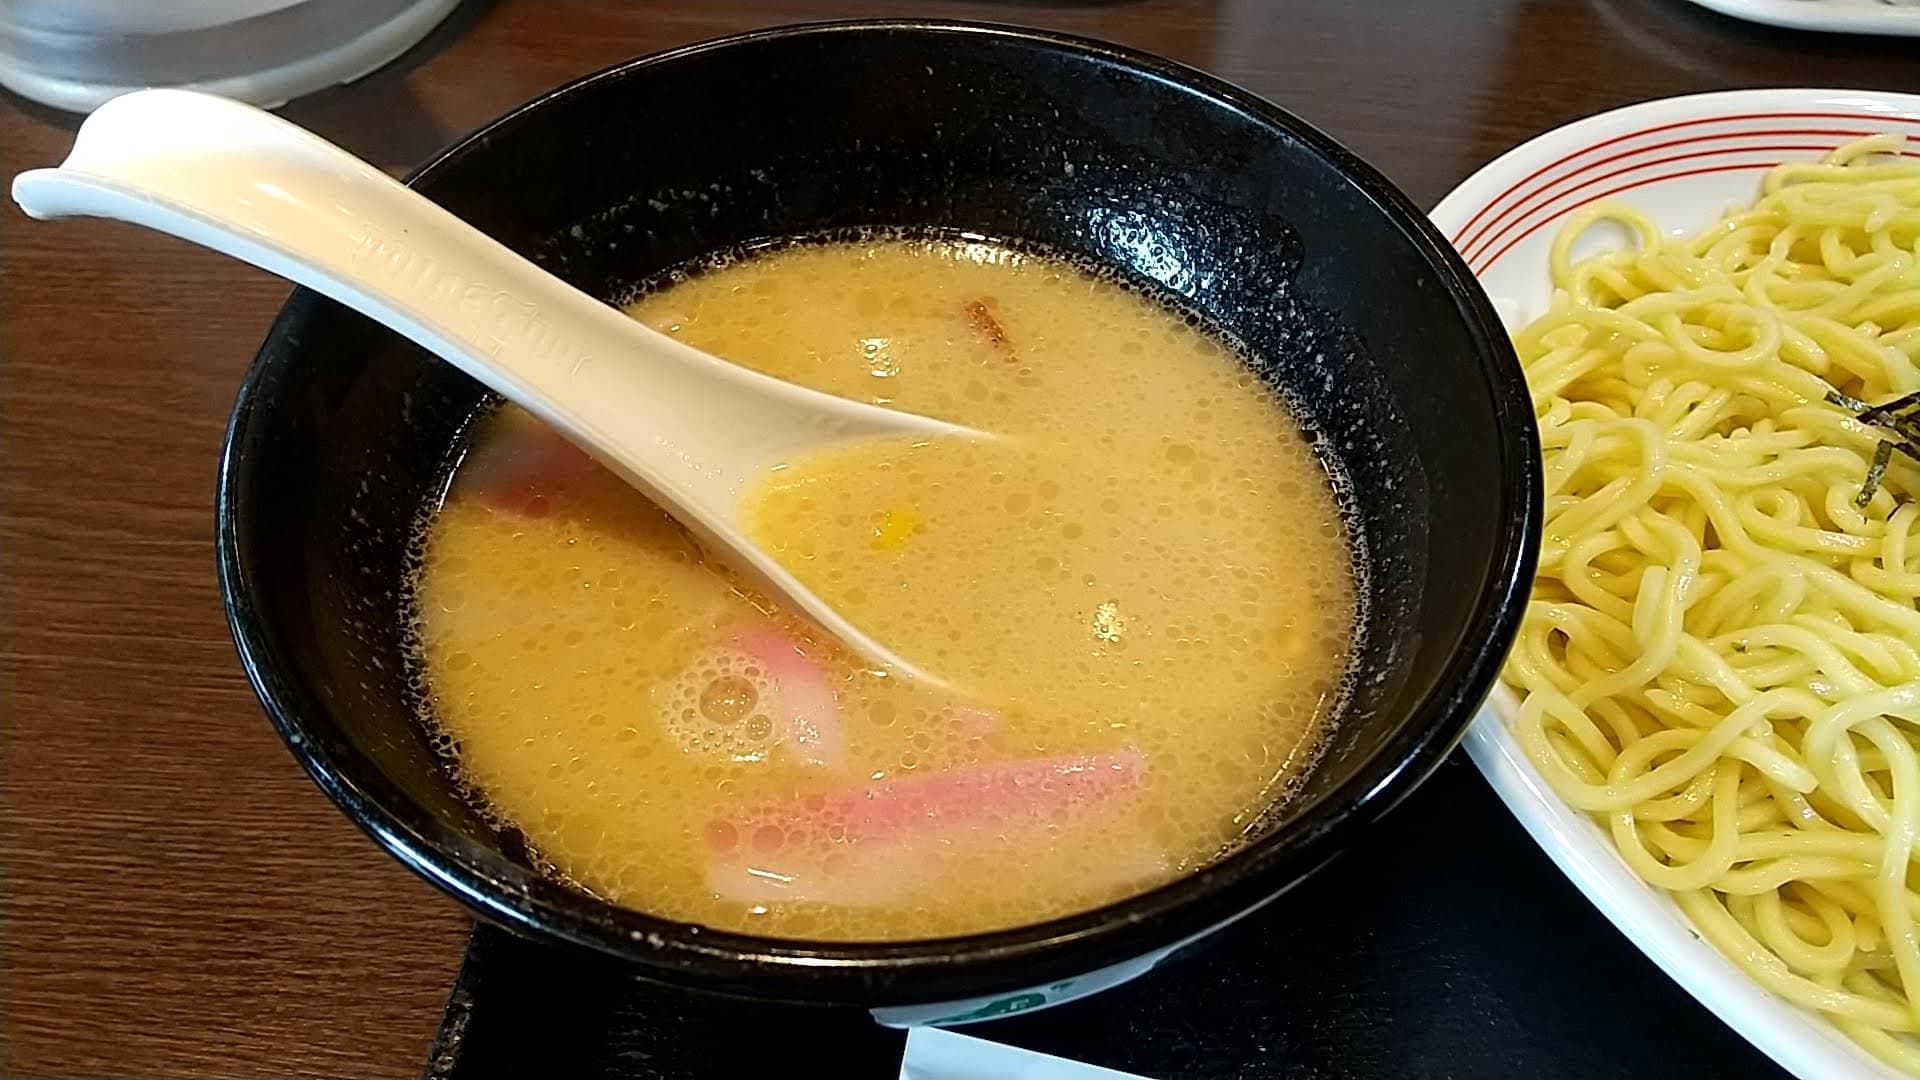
[
  {"xmin": 1454, "ymin": 130, "xmax": 1882, "ymax": 255},
  {"xmin": 1469, "ymin": 150, "xmax": 1920, "ymax": 275},
  {"xmin": 1469, "ymin": 161, "xmax": 1775, "ymax": 275},
  {"xmin": 1461, "ymin": 143, "xmax": 1871, "ymax": 263},
  {"xmin": 1449, "ymin": 110, "xmax": 1920, "ymax": 243}
]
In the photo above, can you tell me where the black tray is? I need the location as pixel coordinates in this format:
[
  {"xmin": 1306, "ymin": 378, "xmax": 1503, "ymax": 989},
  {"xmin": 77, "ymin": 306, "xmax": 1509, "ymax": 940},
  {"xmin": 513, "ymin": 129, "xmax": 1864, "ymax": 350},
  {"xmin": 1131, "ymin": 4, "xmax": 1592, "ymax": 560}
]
[{"xmin": 422, "ymin": 756, "xmax": 1783, "ymax": 1079}]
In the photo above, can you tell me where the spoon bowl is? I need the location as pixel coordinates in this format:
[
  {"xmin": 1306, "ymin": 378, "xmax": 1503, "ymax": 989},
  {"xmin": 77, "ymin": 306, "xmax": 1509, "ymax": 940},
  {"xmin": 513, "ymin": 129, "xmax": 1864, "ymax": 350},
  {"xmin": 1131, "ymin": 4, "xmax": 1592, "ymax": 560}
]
[{"xmin": 10, "ymin": 88, "xmax": 974, "ymax": 682}]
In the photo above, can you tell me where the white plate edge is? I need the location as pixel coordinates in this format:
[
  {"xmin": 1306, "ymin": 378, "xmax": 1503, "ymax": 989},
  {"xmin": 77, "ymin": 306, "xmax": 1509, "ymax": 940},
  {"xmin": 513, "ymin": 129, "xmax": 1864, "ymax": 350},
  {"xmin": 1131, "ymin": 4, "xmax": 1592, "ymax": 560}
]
[
  {"xmin": 1430, "ymin": 87, "xmax": 1920, "ymax": 236},
  {"xmin": 1464, "ymin": 695, "xmax": 1902, "ymax": 1080},
  {"xmin": 1678, "ymin": 0, "xmax": 1920, "ymax": 38}
]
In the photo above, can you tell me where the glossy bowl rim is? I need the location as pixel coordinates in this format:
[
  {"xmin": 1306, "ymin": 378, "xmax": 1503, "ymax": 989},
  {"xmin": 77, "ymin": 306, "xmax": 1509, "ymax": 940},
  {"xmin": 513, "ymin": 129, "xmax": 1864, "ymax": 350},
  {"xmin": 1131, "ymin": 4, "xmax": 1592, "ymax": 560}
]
[{"xmin": 215, "ymin": 17, "xmax": 1542, "ymax": 1004}]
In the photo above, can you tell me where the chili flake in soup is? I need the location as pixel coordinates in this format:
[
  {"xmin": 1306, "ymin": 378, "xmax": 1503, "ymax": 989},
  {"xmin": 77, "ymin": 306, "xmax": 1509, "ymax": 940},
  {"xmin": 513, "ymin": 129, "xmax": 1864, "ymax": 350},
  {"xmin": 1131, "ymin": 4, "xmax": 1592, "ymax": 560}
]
[{"xmin": 410, "ymin": 237, "xmax": 1359, "ymax": 941}]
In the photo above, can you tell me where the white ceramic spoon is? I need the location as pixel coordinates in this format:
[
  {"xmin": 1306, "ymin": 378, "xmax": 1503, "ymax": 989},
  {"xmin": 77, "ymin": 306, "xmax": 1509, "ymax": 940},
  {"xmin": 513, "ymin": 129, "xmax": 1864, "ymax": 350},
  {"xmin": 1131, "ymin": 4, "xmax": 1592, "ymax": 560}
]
[{"xmin": 11, "ymin": 88, "xmax": 977, "ymax": 684}]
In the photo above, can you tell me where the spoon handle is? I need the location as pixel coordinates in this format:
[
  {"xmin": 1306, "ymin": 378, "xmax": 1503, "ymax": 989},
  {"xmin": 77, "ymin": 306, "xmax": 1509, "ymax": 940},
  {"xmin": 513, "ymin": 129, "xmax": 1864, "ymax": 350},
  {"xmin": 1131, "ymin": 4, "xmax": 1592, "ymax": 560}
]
[
  {"xmin": 11, "ymin": 89, "xmax": 965, "ymax": 684},
  {"xmin": 9, "ymin": 89, "xmax": 945, "ymax": 514}
]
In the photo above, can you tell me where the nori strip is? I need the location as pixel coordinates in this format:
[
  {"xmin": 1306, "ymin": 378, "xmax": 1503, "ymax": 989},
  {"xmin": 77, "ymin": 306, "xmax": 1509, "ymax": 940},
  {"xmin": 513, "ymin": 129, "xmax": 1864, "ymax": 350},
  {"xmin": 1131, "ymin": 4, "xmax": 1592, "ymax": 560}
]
[
  {"xmin": 1826, "ymin": 389, "xmax": 1920, "ymax": 506},
  {"xmin": 1858, "ymin": 441, "xmax": 1894, "ymax": 507}
]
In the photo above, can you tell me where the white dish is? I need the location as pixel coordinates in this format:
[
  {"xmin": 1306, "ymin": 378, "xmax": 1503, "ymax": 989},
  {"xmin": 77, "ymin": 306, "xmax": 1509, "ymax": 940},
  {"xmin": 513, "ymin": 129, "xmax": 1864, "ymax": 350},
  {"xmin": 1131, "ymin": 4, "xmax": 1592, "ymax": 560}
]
[
  {"xmin": 0, "ymin": 0, "xmax": 462, "ymax": 113},
  {"xmin": 899, "ymin": 1028, "xmax": 1151, "ymax": 1080},
  {"xmin": 1430, "ymin": 88, "xmax": 1920, "ymax": 1080},
  {"xmin": 1678, "ymin": 0, "xmax": 1920, "ymax": 38}
]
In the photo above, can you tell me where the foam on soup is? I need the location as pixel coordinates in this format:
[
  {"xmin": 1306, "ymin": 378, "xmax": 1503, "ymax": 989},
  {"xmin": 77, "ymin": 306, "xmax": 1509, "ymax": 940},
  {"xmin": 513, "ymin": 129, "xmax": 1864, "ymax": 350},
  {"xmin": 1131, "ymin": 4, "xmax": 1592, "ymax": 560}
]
[{"xmin": 410, "ymin": 236, "xmax": 1359, "ymax": 941}]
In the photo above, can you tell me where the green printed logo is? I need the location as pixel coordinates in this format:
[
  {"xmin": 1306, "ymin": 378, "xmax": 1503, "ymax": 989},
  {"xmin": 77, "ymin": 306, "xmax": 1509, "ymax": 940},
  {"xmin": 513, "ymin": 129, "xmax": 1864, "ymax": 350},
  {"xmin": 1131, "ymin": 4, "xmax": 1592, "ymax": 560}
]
[{"xmin": 929, "ymin": 991, "xmax": 1049, "ymax": 1024}]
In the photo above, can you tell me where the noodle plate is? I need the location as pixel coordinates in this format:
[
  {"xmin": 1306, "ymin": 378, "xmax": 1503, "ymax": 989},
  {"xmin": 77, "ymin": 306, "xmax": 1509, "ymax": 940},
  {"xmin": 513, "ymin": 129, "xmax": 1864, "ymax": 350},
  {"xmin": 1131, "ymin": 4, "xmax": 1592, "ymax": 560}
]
[{"xmin": 1502, "ymin": 136, "xmax": 1920, "ymax": 1071}]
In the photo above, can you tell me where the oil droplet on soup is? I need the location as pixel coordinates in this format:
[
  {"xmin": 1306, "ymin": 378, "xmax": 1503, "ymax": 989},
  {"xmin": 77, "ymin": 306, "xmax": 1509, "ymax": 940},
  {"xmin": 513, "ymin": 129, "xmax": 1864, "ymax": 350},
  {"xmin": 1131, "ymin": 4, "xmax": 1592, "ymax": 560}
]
[{"xmin": 410, "ymin": 236, "xmax": 1359, "ymax": 941}]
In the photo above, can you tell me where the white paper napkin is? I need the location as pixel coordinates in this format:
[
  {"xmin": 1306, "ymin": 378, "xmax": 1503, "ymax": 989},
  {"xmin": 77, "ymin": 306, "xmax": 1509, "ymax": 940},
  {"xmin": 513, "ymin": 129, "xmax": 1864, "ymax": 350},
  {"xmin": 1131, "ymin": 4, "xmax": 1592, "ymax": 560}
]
[{"xmin": 899, "ymin": 1027, "xmax": 1156, "ymax": 1080}]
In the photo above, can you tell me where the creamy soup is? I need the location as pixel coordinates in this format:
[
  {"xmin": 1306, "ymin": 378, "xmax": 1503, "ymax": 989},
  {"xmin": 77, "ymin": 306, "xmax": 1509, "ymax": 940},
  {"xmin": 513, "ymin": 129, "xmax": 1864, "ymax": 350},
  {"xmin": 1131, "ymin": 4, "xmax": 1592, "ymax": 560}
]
[{"xmin": 410, "ymin": 236, "xmax": 1359, "ymax": 941}]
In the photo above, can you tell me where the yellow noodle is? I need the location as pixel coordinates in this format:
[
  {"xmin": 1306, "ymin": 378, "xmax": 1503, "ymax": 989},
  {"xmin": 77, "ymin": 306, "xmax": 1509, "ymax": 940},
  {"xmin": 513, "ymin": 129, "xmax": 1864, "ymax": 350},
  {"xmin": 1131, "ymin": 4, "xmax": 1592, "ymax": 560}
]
[{"xmin": 1504, "ymin": 136, "xmax": 1920, "ymax": 1071}]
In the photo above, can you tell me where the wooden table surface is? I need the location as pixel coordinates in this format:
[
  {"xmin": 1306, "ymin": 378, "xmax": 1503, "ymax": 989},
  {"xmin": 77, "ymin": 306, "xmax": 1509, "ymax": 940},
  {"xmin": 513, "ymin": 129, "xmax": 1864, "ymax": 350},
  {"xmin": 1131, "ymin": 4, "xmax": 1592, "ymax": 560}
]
[{"xmin": 4, "ymin": 1, "xmax": 1919, "ymax": 1076}]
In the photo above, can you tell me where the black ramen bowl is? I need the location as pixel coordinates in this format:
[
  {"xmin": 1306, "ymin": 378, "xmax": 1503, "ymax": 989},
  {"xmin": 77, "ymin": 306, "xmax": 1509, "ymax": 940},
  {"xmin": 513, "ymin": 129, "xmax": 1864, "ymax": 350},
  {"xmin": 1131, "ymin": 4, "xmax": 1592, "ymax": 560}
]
[{"xmin": 217, "ymin": 20, "xmax": 1540, "ymax": 1012}]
